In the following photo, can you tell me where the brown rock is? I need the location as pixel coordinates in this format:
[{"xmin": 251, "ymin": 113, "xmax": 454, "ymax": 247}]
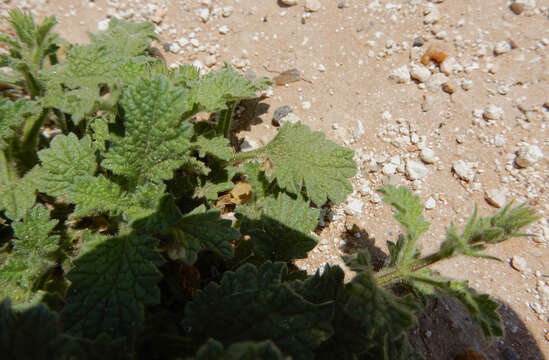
[
  {"xmin": 510, "ymin": 2, "xmax": 525, "ymax": 14},
  {"xmin": 421, "ymin": 44, "xmax": 449, "ymax": 65}
]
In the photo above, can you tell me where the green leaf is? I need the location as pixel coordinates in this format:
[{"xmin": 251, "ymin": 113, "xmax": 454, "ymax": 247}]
[
  {"xmin": 170, "ymin": 64, "xmax": 200, "ymax": 89},
  {"xmin": 0, "ymin": 166, "xmax": 41, "ymax": 220},
  {"xmin": 88, "ymin": 18, "xmax": 159, "ymax": 57},
  {"xmin": 0, "ymin": 97, "xmax": 40, "ymax": 151},
  {"xmin": 12, "ymin": 204, "xmax": 59, "ymax": 256},
  {"xmin": 195, "ymin": 339, "xmax": 285, "ymax": 360},
  {"xmin": 90, "ymin": 115, "xmax": 109, "ymax": 151},
  {"xmin": 240, "ymin": 161, "xmax": 274, "ymax": 200},
  {"xmin": 343, "ymin": 251, "xmax": 418, "ymax": 341},
  {"xmin": 0, "ymin": 299, "xmax": 72, "ymax": 359},
  {"xmin": 244, "ymin": 193, "xmax": 319, "ymax": 261},
  {"xmin": 192, "ymin": 64, "xmax": 270, "ymax": 112},
  {"xmin": 0, "ymin": 205, "xmax": 59, "ymax": 306},
  {"xmin": 102, "ymin": 76, "xmax": 193, "ymax": 185},
  {"xmin": 244, "ymin": 123, "xmax": 356, "ymax": 205},
  {"xmin": 439, "ymin": 202, "xmax": 539, "ymax": 260},
  {"xmin": 168, "ymin": 205, "xmax": 238, "ymax": 265},
  {"xmin": 69, "ymin": 175, "xmax": 125, "ymax": 217},
  {"xmin": 193, "ymin": 135, "xmax": 235, "ymax": 161},
  {"xmin": 184, "ymin": 262, "xmax": 333, "ymax": 360},
  {"xmin": 37, "ymin": 133, "xmax": 96, "ymax": 196},
  {"xmin": 61, "ymin": 233, "xmax": 164, "ymax": 339},
  {"xmin": 378, "ymin": 185, "xmax": 430, "ymax": 265}
]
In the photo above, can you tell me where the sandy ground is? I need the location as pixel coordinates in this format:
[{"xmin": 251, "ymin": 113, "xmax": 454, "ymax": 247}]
[{"xmin": 1, "ymin": 0, "xmax": 548, "ymax": 359}]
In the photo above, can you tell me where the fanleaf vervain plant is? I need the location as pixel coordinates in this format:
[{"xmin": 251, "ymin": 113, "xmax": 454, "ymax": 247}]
[{"xmin": 0, "ymin": 11, "xmax": 539, "ymax": 359}]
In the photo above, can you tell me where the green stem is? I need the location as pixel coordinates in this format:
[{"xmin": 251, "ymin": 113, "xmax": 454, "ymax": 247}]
[
  {"xmin": 375, "ymin": 252, "xmax": 443, "ymax": 286},
  {"xmin": 217, "ymin": 101, "xmax": 236, "ymax": 139},
  {"xmin": 232, "ymin": 149, "xmax": 262, "ymax": 162},
  {"xmin": 0, "ymin": 150, "xmax": 16, "ymax": 184}
]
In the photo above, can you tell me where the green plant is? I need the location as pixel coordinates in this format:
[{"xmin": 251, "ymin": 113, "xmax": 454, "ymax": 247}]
[{"xmin": 0, "ymin": 12, "xmax": 539, "ymax": 359}]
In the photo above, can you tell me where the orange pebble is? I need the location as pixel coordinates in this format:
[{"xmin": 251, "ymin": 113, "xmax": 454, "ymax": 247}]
[{"xmin": 421, "ymin": 44, "xmax": 448, "ymax": 65}]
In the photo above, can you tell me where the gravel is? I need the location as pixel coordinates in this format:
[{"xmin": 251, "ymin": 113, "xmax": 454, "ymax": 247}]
[
  {"xmin": 452, "ymin": 160, "xmax": 475, "ymax": 182},
  {"xmin": 515, "ymin": 144, "xmax": 543, "ymax": 168},
  {"xmin": 406, "ymin": 160, "xmax": 429, "ymax": 180}
]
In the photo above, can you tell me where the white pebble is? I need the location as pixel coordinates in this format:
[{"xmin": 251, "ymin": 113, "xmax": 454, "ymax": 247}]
[
  {"xmin": 440, "ymin": 57, "xmax": 458, "ymax": 76},
  {"xmin": 305, "ymin": 0, "xmax": 322, "ymax": 12},
  {"xmin": 424, "ymin": 197, "xmax": 436, "ymax": 209},
  {"xmin": 485, "ymin": 188, "xmax": 507, "ymax": 208},
  {"xmin": 410, "ymin": 63, "xmax": 431, "ymax": 83},
  {"xmin": 420, "ymin": 147, "xmax": 437, "ymax": 164},
  {"xmin": 388, "ymin": 65, "xmax": 410, "ymax": 84},
  {"xmin": 281, "ymin": 0, "xmax": 298, "ymax": 5},
  {"xmin": 97, "ymin": 18, "xmax": 110, "ymax": 31},
  {"xmin": 406, "ymin": 160, "xmax": 429, "ymax": 180},
  {"xmin": 345, "ymin": 198, "xmax": 364, "ymax": 216},
  {"xmin": 219, "ymin": 25, "xmax": 229, "ymax": 34},
  {"xmin": 483, "ymin": 104, "xmax": 504, "ymax": 120},
  {"xmin": 302, "ymin": 101, "xmax": 311, "ymax": 110},
  {"xmin": 199, "ymin": 8, "xmax": 210, "ymax": 22},
  {"xmin": 494, "ymin": 41, "xmax": 512, "ymax": 55},
  {"xmin": 511, "ymin": 256, "xmax": 528, "ymax": 273},
  {"xmin": 452, "ymin": 160, "xmax": 475, "ymax": 182},
  {"xmin": 515, "ymin": 144, "xmax": 543, "ymax": 168}
]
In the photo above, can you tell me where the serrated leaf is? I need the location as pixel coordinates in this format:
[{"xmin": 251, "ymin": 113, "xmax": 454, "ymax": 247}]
[
  {"xmin": 246, "ymin": 123, "xmax": 356, "ymax": 205},
  {"xmin": 168, "ymin": 205, "xmax": 238, "ymax": 265},
  {"xmin": 240, "ymin": 161, "xmax": 274, "ymax": 200},
  {"xmin": 37, "ymin": 133, "xmax": 96, "ymax": 196},
  {"xmin": 192, "ymin": 64, "xmax": 270, "ymax": 112},
  {"xmin": 90, "ymin": 115, "xmax": 109, "ymax": 151},
  {"xmin": 378, "ymin": 185, "xmax": 429, "ymax": 266},
  {"xmin": 343, "ymin": 251, "xmax": 418, "ymax": 341},
  {"xmin": 184, "ymin": 262, "xmax": 333, "ymax": 360},
  {"xmin": 12, "ymin": 204, "xmax": 59, "ymax": 256},
  {"xmin": 102, "ymin": 76, "xmax": 193, "ymax": 185},
  {"xmin": 193, "ymin": 135, "xmax": 235, "ymax": 161},
  {"xmin": 244, "ymin": 193, "xmax": 319, "ymax": 261},
  {"xmin": 0, "ymin": 299, "xmax": 72, "ymax": 359},
  {"xmin": 170, "ymin": 64, "xmax": 200, "ymax": 89},
  {"xmin": 88, "ymin": 18, "xmax": 159, "ymax": 57},
  {"xmin": 0, "ymin": 205, "xmax": 59, "ymax": 306},
  {"xmin": 378, "ymin": 185, "xmax": 429, "ymax": 243},
  {"xmin": 0, "ymin": 166, "xmax": 41, "ymax": 220},
  {"xmin": 69, "ymin": 175, "xmax": 125, "ymax": 217},
  {"xmin": 195, "ymin": 339, "xmax": 285, "ymax": 360},
  {"xmin": 61, "ymin": 233, "xmax": 164, "ymax": 339},
  {"xmin": 0, "ymin": 97, "xmax": 39, "ymax": 151}
]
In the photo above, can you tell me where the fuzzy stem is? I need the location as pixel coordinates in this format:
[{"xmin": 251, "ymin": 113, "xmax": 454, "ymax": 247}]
[
  {"xmin": 375, "ymin": 252, "xmax": 443, "ymax": 286},
  {"xmin": 217, "ymin": 101, "xmax": 236, "ymax": 139}
]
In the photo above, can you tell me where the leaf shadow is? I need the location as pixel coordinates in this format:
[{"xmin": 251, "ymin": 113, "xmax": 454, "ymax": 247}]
[{"xmin": 230, "ymin": 97, "xmax": 270, "ymax": 141}]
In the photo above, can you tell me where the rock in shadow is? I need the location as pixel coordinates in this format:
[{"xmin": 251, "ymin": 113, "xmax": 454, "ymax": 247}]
[
  {"xmin": 408, "ymin": 295, "xmax": 544, "ymax": 360},
  {"xmin": 230, "ymin": 96, "xmax": 270, "ymax": 147}
]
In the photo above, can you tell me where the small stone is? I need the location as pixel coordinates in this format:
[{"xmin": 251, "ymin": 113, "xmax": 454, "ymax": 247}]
[
  {"xmin": 240, "ymin": 138, "xmax": 259, "ymax": 152},
  {"xmin": 421, "ymin": 44, "xmax": 448, "ymax": 65},
  {"xmin": 421, "ymin": 94, "xmax": 434, "ymax": 112},
  {"xmin": 388, "ymin": 65, "xmax": 410, "ymax": 84},
  {"xmin": 337, "ymin": 1, "xmax": 346, "ymax": 9},
  {"xmin": 494, "ymin": 134, "xmax": 506, "ymax": 147},
  {"xmin": 178, "ymin": 37, "xmax": 189, "ymax": 47},
  {"xmin": 483, "ymin": 104, "xmax": 504, "ymax": 120},
  {"xmin": 410, "ymin": 63, "xmax": 431, "ymax": 83},
  {"xmin": 494, "ymin": 41, "xmax": 512, "ymax": 55},
  {"xmin": 219, "ymin": 25, "xmax": 229, "ymax": 34},
  {"xmin": 425, "ymin": 196, "xmax": 436, "ymax": 209},
  {"xmin": 272, "ymin": 105, "xmax": 293, "ymax": 125},
  {"xmin": 426, "ymin": 73, "xmax": 449, "ymax": 91},
  {"xmin": 222, "ymin": 6, "xmax": 234, "ymax": 17},
  {"xmin": 413, "ymin": 36, "xmax": 425, "ymax": 47},
  {"xmin": 510, "ymin": 255, "xmax": 528, "ymax": 272},
  {"xmin": 281, "ymin": 0, "xmax": 298, "ymax": 5},
  {"xmin": 168, "ymin": 42, "xmax": 181, "ymax": 54},
  {"xmin": 442, "ymin": 80, "xmax": 457, "ymax": 94},
  {"xmin": 485, "ymin": 188, "xmax": 507, "ymax": 208},
  {"xmin": 302, "ymin": 101, "xmax": 311, "ymax": 110},
  {"xmin": 205, "ymin": 55, "xmax": 216, "ymax": 67},
  {"xmin": 199, "ymin": 7, "xmax": 210, "ymax": 22},
  {"xmin": 382, "ymin": 163, "xmax": 397, "ymax": 176},
  {"xmin": 423, "ymin": 7, "xmax": 440, "ymax": 24},
  {"xmin": 190, "ymin": 38, "xmax": 200, "ymax": 47},
  {"xmin": 318, "ymin": 64, "xmax": 326, "ymax": 72},
  {"xmin": 278, "ymin": 113, "xmax": 301, "ymax": 126},
  {"xmin": 440, "ymin": 57, "xmax": 458, "ymax": 75},
  {"xmin": 510, "ymin": 2, "xmax": 525, "ymax": 14},
  {"xmin": 420, "ymin": 147, "xmax": 437, "ymax": 164},
  {"xmin": 406, "ymin": 160, "xmax": 429, "ymax": 180},
  {"xmin": 305, "ymin": 0, "xmax": 322, "ymax": 12},
  {"xmin": 345, "ymin": 198, "xmax": 364, "ymax": 216},
  {"xmin": 452, "ymin": 160, "xmax": 475, "ymax": 182},
  {"xmin": 97, "ymin": 18, "xmax": 110, "ymax": 31},
  {"xmin": 461, "ymin": 79, "xmax": 473, "ymax": 91},
  {"xmin": 515, "ymin": 144, "xmax": 543, "ymax": 168}
]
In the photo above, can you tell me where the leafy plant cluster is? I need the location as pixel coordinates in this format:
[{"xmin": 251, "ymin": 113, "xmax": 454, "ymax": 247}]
[{"xmin": 0, "ymin": 11, "xmax": 539, "ymax": 359}]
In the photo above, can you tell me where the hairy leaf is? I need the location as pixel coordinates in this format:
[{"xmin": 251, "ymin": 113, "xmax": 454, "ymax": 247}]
[
  {"xmin": 184, "ymin": 262, "xmax": 333, "ymax": 360},
  {"xmin": 0, "ymin": 97, "xmax": 39, "ymax": 151},
  {"xmin": 0, "ymin": 166, "xmax": 41, "ymax": 220},
  {"xmin": 195, "ymin": 339, "xmax": 285, "ymax": 360},
  {"xmin": 193, "ymin": 135, "xmax": 235, "ymax": 161},
  {"xmin": 102, "ymin": 76, "xmax": 193, "ymax": 185},
  {"xmin": 37, "ymin": 133, "xmax": 96, "ymax": 196},
  {"xmin": 12, "ymin": 204, "xmax": 59, "ymax": 256},
  {"xmin": 0, "ymin": 299, "xmax": 72, "ymax": 359},
  {"xmin": 168, "ymin": 205, "xmax": 238, "ymax": 265},
  {"xmin": 88, "ymin": 18, "xmax": 159, "ymax": 57},
  {"xmin": 192, "ymin": 65, "xmax": 270, "ymax": 112},
  {"xmin": 244, "ymin": 193, "xmax": 319, "ymax": 261},
  {"xmin": 61, "ymin": 234, "xmax": 164, "ymax": 339},
  {"xmin": 244, "ymin": 123, "xmax": 356, "ymax": 205}
]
